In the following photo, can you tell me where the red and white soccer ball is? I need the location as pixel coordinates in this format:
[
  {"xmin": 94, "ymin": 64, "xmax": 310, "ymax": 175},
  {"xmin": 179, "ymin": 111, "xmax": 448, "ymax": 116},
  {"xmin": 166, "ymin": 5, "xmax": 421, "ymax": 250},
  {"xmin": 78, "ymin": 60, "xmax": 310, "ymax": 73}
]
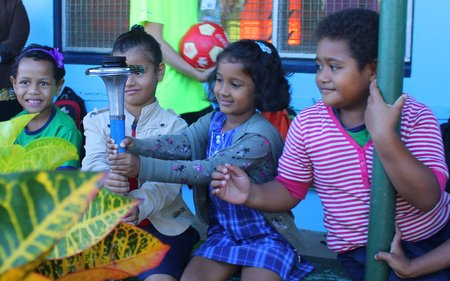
[{"xmin": 180, "ymin": 22, "xmax": 230, "ymax": 70}]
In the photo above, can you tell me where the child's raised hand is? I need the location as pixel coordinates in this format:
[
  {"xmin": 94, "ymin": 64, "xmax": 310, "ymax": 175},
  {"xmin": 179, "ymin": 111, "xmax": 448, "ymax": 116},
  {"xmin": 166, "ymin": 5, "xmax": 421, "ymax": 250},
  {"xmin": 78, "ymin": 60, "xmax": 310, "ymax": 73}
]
[
  {"xmin": 195, "ymin": 66, "xmax": 215, "ymax": 82},
  {"xmin": 108, "ymin": 152, "xmax": 140, "ymax": 179},
  {"xmin": 211, "ymin": 164, "xmax": 252, "ymax": 205},
  {"xmin": 102, "ymin": 172, "xmax": 130, "ymax": 195},
  {"xmin": 374, "ymin": 225, "xmax": 412, "ymax": 278},
  {"xmin": 365, "ymin": 79, "xmax": 406, "ymax": 141}
]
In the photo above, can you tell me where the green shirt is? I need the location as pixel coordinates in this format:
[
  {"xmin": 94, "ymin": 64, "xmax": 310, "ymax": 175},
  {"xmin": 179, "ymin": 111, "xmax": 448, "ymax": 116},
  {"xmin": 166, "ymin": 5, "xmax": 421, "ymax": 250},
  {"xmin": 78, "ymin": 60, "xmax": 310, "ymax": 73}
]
[
  {"xmin": 347, "ymin": 127, "xmax": 370, "ymax": 147},
  {"xmin": 129, "ymin": 0, "xmax": 211, "ymax": 115},
  {"xmin": 14, "ymin": 106, "xmax": 82, "ymax": 168}
]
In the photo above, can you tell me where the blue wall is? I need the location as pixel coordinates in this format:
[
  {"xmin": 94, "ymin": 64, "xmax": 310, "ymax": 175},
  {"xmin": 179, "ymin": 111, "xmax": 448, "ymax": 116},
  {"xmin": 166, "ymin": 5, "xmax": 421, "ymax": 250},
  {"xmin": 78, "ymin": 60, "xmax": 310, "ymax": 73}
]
[{"xmin": 23, "ymin": 0, "xmax": 450, "ymax": 231}]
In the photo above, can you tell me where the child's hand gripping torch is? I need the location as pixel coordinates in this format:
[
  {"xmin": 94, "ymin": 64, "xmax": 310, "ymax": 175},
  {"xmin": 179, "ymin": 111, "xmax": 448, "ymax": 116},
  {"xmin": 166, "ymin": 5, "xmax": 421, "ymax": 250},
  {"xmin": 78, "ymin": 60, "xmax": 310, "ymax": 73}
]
[{"xmin": 86, "ymin": 56, "xmax": 144, "ymax": 153}]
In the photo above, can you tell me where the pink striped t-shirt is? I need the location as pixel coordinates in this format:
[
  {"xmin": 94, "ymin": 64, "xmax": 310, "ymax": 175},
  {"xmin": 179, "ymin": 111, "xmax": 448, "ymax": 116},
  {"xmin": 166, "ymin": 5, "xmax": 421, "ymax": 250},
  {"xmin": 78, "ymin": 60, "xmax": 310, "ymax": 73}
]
[{"xmin": 277, "ymin": 98, "xmax": 450, "ymax": 253}]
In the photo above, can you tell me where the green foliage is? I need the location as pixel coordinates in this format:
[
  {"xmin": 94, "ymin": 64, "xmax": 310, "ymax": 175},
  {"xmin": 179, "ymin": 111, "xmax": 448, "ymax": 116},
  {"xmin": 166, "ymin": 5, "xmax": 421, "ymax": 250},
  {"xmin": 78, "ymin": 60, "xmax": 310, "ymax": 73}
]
[
  {"xmin": 0, "ymin": 113, "xmax": 37, "ymax": 147},
  {"xmin": 48, "ymin": 188, "xmax": 139, "ymax": 259},
  {"xmin": 37, "ymin": 222, "xmax": 170, "ymax": 280},
  {"xmin": 0, "ymin": 113, "xmax": 79, "ymax": 172},
  {"xmin": 0, "ymin": 171, "xmax": 101, "ymax": 274},
  {"xmin": 0, "ymin": 114, "xmax": 168, "ymax": 281},
  {"xmin": 0, "ymin": 138, "xmax": 79, "ymax": 173}
]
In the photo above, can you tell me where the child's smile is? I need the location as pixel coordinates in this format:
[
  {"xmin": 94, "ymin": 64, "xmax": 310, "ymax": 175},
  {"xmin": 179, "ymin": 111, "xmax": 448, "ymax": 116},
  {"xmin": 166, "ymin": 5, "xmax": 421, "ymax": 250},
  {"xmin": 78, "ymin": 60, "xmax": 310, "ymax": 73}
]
[{"xmin": 25, "ymin": 97, "xmax": 44, "ymax": 107}]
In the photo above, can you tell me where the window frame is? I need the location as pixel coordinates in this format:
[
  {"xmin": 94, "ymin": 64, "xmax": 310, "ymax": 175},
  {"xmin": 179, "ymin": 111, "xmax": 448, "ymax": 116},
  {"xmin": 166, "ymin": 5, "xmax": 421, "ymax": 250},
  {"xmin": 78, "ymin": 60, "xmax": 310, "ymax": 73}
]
[{"xmin": 54, "ymin": 0, "xmax": 412, "ymax": 75}]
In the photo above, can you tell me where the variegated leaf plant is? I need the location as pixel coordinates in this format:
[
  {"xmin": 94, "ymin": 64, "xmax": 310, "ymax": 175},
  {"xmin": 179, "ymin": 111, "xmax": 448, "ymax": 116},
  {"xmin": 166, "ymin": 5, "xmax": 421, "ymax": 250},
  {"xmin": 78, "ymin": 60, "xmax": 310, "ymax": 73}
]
[{"xmin": 0, "ymin": 114, "xmax": 169, "ymax": 280}]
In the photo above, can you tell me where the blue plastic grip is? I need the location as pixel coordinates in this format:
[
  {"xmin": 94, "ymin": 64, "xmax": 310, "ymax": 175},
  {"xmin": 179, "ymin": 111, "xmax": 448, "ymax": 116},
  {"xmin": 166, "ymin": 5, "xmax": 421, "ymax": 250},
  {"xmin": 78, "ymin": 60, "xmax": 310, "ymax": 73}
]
[{"xmin": 110, "ymin": 118, "xmax": 125, "ymax": 153}]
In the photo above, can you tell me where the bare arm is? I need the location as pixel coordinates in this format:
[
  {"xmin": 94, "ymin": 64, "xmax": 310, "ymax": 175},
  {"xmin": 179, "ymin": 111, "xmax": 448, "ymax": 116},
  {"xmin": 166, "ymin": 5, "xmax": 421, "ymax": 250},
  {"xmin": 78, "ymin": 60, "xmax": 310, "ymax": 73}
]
[
  {"xmin": 145, "ymin": 22, "xmax": 213, "ymax": 82},
  {"xmin": 211, "ymin": 164, "xmax": 301, "ymax": 212},
  {"xmin": 365, "ymin": 80, "xmax": 441, "ymax": 212},
  {"xmin": 401, "ymin": 239, "xmax": 450, "ymax": 278},
  {"xmin": 375, "ymin": 226, "xmax": 450, "ymax": 278}
]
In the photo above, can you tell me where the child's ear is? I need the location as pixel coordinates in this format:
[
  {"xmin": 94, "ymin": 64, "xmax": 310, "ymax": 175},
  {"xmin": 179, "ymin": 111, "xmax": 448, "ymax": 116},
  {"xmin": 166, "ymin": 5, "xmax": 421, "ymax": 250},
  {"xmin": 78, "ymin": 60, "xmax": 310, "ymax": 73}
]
[
  {"xmin": 10, "ymin": 75, "xmax": 16, "ymax": 86},
  {"xmin": 55, "ymin": 78, "xmax": 65, "ymax": 97},
  {"xmin": 157, "ymin": 63, "xmax": 165, "ymax": 82}
]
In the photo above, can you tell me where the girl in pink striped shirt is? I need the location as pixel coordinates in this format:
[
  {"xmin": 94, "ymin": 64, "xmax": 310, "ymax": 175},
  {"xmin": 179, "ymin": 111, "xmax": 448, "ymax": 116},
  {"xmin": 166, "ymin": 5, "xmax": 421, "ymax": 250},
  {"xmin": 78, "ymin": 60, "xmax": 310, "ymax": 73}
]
[{"xmin": 212, "ymin": 8, "xmax": 449, "ymax": 281}]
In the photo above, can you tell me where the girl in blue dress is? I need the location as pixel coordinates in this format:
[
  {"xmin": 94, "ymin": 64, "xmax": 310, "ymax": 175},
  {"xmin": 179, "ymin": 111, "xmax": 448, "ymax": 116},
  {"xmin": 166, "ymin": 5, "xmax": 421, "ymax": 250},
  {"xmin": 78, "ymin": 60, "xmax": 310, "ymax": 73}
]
[{"xmin": 107, "ymin": 39, "xmax": 313, "ymax": 281}]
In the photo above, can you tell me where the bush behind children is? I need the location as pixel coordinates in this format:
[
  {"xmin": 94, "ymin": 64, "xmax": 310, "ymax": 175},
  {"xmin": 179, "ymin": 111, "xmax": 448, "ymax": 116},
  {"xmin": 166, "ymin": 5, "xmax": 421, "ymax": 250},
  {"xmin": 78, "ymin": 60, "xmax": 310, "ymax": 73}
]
[
  {"xmin": 107, "ymin": 39, "xmax": 314, "ymax": 281},
  {"xmin": 211, "ymin": 8, "xmax": 450, "ymax": 281}
]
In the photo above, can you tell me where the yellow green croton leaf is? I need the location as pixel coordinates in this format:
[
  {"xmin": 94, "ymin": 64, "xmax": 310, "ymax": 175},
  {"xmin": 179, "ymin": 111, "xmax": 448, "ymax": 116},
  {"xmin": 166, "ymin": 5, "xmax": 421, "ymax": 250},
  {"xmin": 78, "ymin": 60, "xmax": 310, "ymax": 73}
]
[
  {"xmin": 0, "ymin": 112, "xmax": 169, "ymax": 281},
  {"xmin": 0, "ymin": 113, "xmax": 79, "ymax": 173},
  {"xmin": 37, "ymin": 222, "xmax": 170, "ymax": 280},
  {"xmin": 47, "ymin": 188, "xmax": 140, "ymax": 259},
  {"xmin": 0, "ymin": 145, "xmax": 24, "ymax": 171},
  {"xmin": 0, "ymin": 138, "xmax": 79, "ymax": 173},
  {"xmin": 0, "ymin": 258, "xmax": 51, "ymax": 281},
  {"xmin": 1, "ymin": 271, "xmax": 52, "ymax": 281},
  {"xmin": 0, "ymin": 113, "xmax": 38, "ymax": 147},
  {"xmin": 0, "ymin": 171, "xmax": 102, "ymax": 276}
]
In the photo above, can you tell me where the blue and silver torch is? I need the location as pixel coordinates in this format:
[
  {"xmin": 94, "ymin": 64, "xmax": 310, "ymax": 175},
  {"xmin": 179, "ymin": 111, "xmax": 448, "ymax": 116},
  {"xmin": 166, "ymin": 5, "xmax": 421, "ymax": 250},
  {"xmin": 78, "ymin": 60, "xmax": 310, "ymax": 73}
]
[{"xmin": 86, "ymin": 56, "xmax": 144, "ymax": 153}]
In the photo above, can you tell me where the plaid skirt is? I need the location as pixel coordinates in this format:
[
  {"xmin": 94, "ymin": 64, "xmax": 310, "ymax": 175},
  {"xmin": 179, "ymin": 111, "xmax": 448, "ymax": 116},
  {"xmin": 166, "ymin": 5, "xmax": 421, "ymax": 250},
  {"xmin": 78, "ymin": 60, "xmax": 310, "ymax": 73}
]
[{"xmin": 195, "ymin": 223, "xmax": 314, "ymax": 281}]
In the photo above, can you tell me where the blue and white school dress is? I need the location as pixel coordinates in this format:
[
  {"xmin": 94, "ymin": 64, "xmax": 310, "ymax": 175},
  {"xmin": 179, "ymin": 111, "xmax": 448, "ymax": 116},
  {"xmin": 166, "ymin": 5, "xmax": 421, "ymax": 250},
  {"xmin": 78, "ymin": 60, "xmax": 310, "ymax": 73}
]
[{"xmin": 194, "ymin": 112, "xmax": 313, "ymax": 281}]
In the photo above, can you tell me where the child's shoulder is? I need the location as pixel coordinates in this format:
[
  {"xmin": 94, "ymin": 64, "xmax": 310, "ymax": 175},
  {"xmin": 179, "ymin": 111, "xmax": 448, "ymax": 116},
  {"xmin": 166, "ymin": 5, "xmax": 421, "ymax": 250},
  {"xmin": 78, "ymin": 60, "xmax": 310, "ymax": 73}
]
[
  {"xmin": 85, "ymin": 107, "xmax": 109, "ymax": 119},
  {"xmin": 155, "ymin": 105, "xmax": 183, "ymax": 121},
  {"xmin": 294, "ymin": 101, "xmax": 328, "ymax": 122},
  {"xmin": 401, "ymin": 96, "xmax": 436, "ymax": 121},
  {"xmin": 53, "ymin": 106, "xmax": 81, "ymax": 131},
  {"xmin": 402, "ymin": 96, "xmax": 430, "ymax": 112},
  {"xmin": 141, "ymin": 102, "xmax": 188, "ymax": 128},
  {"xmin": 242, "ymin": 112, "xmax": 284, "ymax": 141},
  {"xmin": 248, "ymin": 112, "xmax": 278, "ymax": 129}
]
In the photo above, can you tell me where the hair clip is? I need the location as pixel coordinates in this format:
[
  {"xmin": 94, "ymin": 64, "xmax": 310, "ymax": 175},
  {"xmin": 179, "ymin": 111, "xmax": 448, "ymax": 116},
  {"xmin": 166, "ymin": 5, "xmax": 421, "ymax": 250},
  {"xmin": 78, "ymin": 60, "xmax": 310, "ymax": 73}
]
[
  {"xmin": 25, "ymin": 47, "xmax": 65, "ymax": 68},
  {"xmin": 131, "ymin": 24, "xmax": 144, "ymax": 32},
  {"xmin": 48, "ymin": 48, "xmax": 64, "ymax": 68},
  {"xmin": 255, "ymin": 41, "xmax": 272, "ymax": 54}
]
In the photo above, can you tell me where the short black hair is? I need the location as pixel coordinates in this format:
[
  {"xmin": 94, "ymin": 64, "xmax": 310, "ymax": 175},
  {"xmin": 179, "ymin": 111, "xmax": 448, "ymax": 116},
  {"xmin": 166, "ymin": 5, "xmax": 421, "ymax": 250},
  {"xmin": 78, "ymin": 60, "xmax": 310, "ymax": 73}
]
[
  {"xmin": 11, "ymin": 44, "xmax": 66, "ymax": 81},
  {"xmin": 112, "ymin": 24, "xmax": 162, "ymax": 68},
  {"xmin": 208, "ymin": 39, "xmax": 291, "ymax": 112},
  {"xmin": 316, "ymin": 8, "xmax": 379, "ymax": 70}
]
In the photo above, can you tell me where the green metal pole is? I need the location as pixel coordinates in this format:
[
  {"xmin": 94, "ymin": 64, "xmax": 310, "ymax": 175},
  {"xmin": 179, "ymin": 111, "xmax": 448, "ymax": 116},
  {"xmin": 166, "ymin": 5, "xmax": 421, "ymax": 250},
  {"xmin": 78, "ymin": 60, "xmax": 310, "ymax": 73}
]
[{"xmin": 364, "ymin": 1, "xmax": 408, "ymax": 281}]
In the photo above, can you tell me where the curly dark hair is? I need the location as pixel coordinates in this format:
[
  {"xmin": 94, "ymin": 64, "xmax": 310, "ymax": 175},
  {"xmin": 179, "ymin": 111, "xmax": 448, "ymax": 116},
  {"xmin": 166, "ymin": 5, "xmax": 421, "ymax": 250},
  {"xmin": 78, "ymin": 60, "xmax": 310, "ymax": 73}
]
[
  {"xmin": 112, "ymin": 24, "xmax": 162, "ymax": 69},
  {"xmin": 207, "ymin": 39, "xmax": 291, "ymax": 112},
  {"xmin": 316, "ymin": 8, "xmax": 379, "ymax": 70},
  {"xmin": 11, "ymin": 44, "xmax": 66, "ymax": 81}
]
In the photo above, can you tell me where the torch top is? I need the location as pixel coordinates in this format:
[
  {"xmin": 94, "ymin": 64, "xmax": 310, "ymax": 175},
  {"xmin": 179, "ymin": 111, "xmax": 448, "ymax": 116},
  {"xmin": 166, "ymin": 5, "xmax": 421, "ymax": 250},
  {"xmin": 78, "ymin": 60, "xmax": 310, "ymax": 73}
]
[{"xmin": 85, "ymin": 56, "xmax": 144, "ymax": 77}]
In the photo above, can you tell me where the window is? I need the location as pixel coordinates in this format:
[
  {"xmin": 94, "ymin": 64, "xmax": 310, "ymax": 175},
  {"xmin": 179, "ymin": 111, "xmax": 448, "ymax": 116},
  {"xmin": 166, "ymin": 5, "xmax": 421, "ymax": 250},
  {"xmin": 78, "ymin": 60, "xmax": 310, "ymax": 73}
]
[
  {"xmin": 54, "ymin": 0, "xmax": 129, "ymax": 65},
  {"xmin": 55, "ymin": 0, "xmax": 412, "ymax": 74}
]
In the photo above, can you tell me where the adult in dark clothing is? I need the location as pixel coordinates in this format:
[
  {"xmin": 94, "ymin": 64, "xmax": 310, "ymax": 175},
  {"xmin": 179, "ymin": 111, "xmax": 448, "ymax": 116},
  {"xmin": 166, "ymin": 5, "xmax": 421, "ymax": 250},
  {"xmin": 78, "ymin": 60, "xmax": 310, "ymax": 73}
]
[{"xmin": 0, "ymin": 0, "xmax": 30, "ymax": 121}]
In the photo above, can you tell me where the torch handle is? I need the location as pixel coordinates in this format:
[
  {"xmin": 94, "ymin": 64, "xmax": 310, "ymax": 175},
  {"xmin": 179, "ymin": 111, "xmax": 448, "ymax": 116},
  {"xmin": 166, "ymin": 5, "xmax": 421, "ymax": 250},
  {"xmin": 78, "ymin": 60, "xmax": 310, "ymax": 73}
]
[{"xmin": 110, "ymin": 117, "xmax": 126, "ymax": 153}]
